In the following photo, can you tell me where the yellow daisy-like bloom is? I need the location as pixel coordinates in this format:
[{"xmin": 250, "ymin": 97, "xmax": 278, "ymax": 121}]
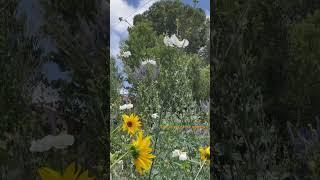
[
  {"xmin": 38, "ymin": 162, "xmax": 95, "ymax": 180},
  {"xmin": 122, "ymin": 113, "xmax": 141, "ymax": 135},
  {"xmin": 199, "ymin": 146, "xmax": 210, "ymax": 162},
  {"xmin": 131, "ymin": 131, "xmax": 156, "ymax": 175}
]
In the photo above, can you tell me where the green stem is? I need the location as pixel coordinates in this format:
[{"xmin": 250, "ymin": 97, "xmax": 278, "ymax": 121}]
[
  {"xmin": 148, "ymin": 111, "xmax": 164, "ymax": 179},
  {"xmin": 110, "ymin": 150, "xmax": 130, "ymax": 169},
  {"xmin": 194, "ymin": 161, "xmax": 205, "ymax": 180},
  {"xmin": 172, "ymin": 161, "xmax": 183, "ymax": 167},
  {"xmin": 187, "ymin": 159, "xmax": 201, "ymax": 165},
  {"xmin": 111, "ymin": 124, "xmax": 121, "ymax": 135}
]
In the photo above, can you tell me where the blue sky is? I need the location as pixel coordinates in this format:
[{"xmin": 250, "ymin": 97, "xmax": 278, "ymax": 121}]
[
  {"xmin": 110, "ymin": 0, "xmax": 210, "ymax": 89},
  {"xmin": 126, "ymin": 0, "xmax": 210, "ymax": 11},
  {"xmin": 183, "ymin": 0, "xmax": 210, "ymax": 8},
  {"xmin": 126, "ymin": 0, "xmax": 210, "ymax": 19}
]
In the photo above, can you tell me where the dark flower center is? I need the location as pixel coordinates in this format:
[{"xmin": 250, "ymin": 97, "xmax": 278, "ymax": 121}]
[{"xmin": 127, "ymin": 121, "xmax": 133, "ymax": 127}]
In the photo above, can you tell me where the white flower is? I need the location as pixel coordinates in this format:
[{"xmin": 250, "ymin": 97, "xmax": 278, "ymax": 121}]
[
  {"xmin": 52, "ymin": 133, "xmax": 75, "ymax": 149},
  {"xmin": 29, "ymin": 135, "xmax": 54, "ymax": 152},
  {"xmin": 29, "ymin": 133, "xmax": 74, "ymax": 152},
  {"xmin": 170, "ymin": 34, "xmax": 180, "ymax": 46},
  {"xmin": 119, "ymin": 103, "xmax": 133, "ymax": 110},
  {"xmin": 121, "ymin": 51, "xmax": 131, "ymax": 58},
  {"xmin": 118, "ymin": 160, "xmax": 124, "ymax": 170},
  {"xmin": 171, "ymin": 34, "xmax": 189, "ymax": 48},
  {"xmin": 149, "ymin": 60, "xmax": 157, "ymax": 65},
  {"xmin": 31, "ymin": 82, "xmax": 61, "ymax": 104},
  {"xmin": 119, "ymin": 88, "xmax": 129, "ymax": 95},
  {"xmin": 172, "ymin": 149, "xmax": 182, "ymax": 157},
  {"xmin": 163, "ymin": 34, "xmax": 189, "ymax": 48},
  {"xmin": 126, "ymin": 103, "xmax": 133, "ymax": 109},
  {"xmin": 179, "ymin": 152, "xmax": 188, "ymax": 161},
  {"xmin": 141, "ymin": 59, "xmax": 157, "ymax": 66},
  {"xmin": 163, "ymin": 36, "xmax": 174, "ymax": 47},
  {"xmin": 151, "ymin": 113, "xmax": 159, "ymax": 119},
  {"xmin": 172, "ymin": 149, "xmax": 188, "ymax": 160},
  {"xmin": 177, "ymin": 39, "xmax": 189, "ymax": 48}
]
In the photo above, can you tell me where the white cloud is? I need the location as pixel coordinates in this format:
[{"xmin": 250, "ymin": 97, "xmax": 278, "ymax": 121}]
[
  {"xmin": 110, "ymin": 31, "xmax": 121, "ymax": 57},
  {"xmin": 110, "ymin": 0, "xmax": 160, "ymax": 57}
]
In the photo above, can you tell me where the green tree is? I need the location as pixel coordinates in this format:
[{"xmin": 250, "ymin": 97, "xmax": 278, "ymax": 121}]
[
  {"xmin": 211, "ymin": 0, "xmax": 320, "ymax": 179},
  {"xmin": 35, "ymin": 0, "xmax": 108, "ymax": 178},
  {"xmin": 123, "ymin": 2, "xmax": 209, "ymax": 103},
  {"xmin": 110, "ymin": 56, "xmax": 121, "ymax": 104},
  {"xmin": 0, "ymin": 0, "xmax": 44, "ymax": 177},
  {"xmin": 121, "ymin": 20, "xmax": 158, "ymax": 69},
  {"xmin": 287, "ymin": 10, "xmax": 320, "ymax": 125},
  {"xmin": 133, "ymin": 0, "xmax": 208, "ymax": 55}
]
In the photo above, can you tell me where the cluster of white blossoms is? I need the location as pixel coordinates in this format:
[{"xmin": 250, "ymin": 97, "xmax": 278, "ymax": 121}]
[
  {"xmin": 163, "ymin": 34, "xmax": 189, "ymax": 48},
  {"xmin": 31, "ymin": 82, "xmax": 61, "ymax": 105},
  {"xmin": 121, "ymin": 51, "xmax": 131, "ymax": 58},
  {"xmin": 119, "ymin": 103, "xmax": 133, "ymax": 110},
  {"xmin": 151, "ymin": 113, "xmax": 159, "ymax": 119},
  {"xmin": 172, "ymin": 149, "xmax": 188, "ymax": 161},
  {"xmin": 141, "ymin": 59, "xmax": 157, "ymax": 66},
  {"xmin": 30, "ymin": 133, "xmax": 74, "ymax": 152},
  {"xmin": 119, "ymin": 88, "xmax": 129, "ymax": 95}
]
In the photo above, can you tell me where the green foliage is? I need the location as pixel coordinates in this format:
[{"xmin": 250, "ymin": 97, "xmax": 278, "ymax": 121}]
[
  {"xmin": 122, "ymin": 20, "xmax": 158, "ymax": 69},
  {"xmin": 124, "ymin": 22, "xmax": 209, "ymax": 104},
  {"xmin": 110, "ymin": 57, "xmax": 120, "ymax": 103},
  {"xmin": 133, "ymin": 0, "xmax": 207, "ymax": 54},
  {"xmin": 287, "ymin": 120, "xmax": 320, "ymax": 179},
  {"xmin": 0, "ymin": 0, "xmax": 45, "ymax": 178},
  {"xmin": 40, "ymin": 1, "xmax": 108, "ymax": 177},
  {"xmin": 1, "ymin": 0, "xmax": 108, "ymax": 178},
  {"xmin": 40, "ymin": 0, "xmax": 98, "ymax": 26},
  {"xmin": 111, "ymin": 1, "xmax": 209, "ymax": 179},
  {"xmin": 187, "ymin": 54, "xmax": 209, "ymax": 103},
  {"xmin": 122, "ymin": 1, "xmax": 210, "ymax": 104},
  {"xmin": 212, "ymin": 0, "xmax": 320, "ymax": 179},
  {"xmin": 126, "ymin": 36, "xmax": 195, "ymax": 112},
  {"xmin": 287, "ymin": 10, "xmax": 320, "ymax": 124},
  {"xmin": 198, "ymin": 65, "xmax": 210, "ymax": 101}
]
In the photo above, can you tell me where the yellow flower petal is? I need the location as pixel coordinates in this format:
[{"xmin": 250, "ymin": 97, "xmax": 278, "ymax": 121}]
[
  {"xmin": 38, "ymin": 162, "xmax": 94, "ymax": 180},
  {"xmin": 199, "ymin": 146, "xmax": 210, "ymax": 162},
  {"xmin": 131, "ymin": 131, "xmax": 155, "ymax": 175},
  {"xmin": 38, "ymin": 167, "xmax": 61, "ymax": 180},
  {"xmin": 78, "ymin": 170, "xmax": 95, "ymax": 180},
  {"xmin": 122, "ymin": 113, "xmax": 142, "ymax": 135},
  {"xmin": 62, "ymin": 162, "xmax": 78, "ymax": 180}
]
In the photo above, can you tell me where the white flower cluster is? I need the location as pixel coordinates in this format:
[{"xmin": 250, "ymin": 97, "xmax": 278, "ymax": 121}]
[
  {"xmin": 121, "ymin": 51, "xmax": 131, "ymax": 58},
  {"xmin": 172, "ymin": 149, "xmax": 188, "ymax": 161},
  {"xmin": 30, "ymin": 133, "xmax": 74, "ymax": 152},
  {"xmin": 141, "ymin": 59, "xmax": 157, "ymax": 66},
  {"xmin": 151, "ymin": 113, "xmax": 159, "ymax": 119},
  {"xmin": 163, "ymin": 34, "xmax": 189, "ymax": 48},
  {"xmin": 119, "ymin": 88, "xmax": 129, "ymax": 95},
  {"xmin": 119, "ymin": 103, "xmax": 133, "ymax": 110},
  {"xmin": 31, "ymin": 82, "xmax": 61, "ymax": 104}
]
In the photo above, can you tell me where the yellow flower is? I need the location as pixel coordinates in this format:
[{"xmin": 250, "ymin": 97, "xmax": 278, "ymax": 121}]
[
  {"xmin": 131, "ymin": 131, "xmax": 156, "ymax": 175},
  {"xmin": 122, "ymin": 113, "xmax": 141, "ymax": 135},
  {"xmin": 38, "ymin": 162, "xmax": 95, "ymax": 180},
  {"xmin": 199, "ymin": 146, "xmax": 210, "ymax": 162}
]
